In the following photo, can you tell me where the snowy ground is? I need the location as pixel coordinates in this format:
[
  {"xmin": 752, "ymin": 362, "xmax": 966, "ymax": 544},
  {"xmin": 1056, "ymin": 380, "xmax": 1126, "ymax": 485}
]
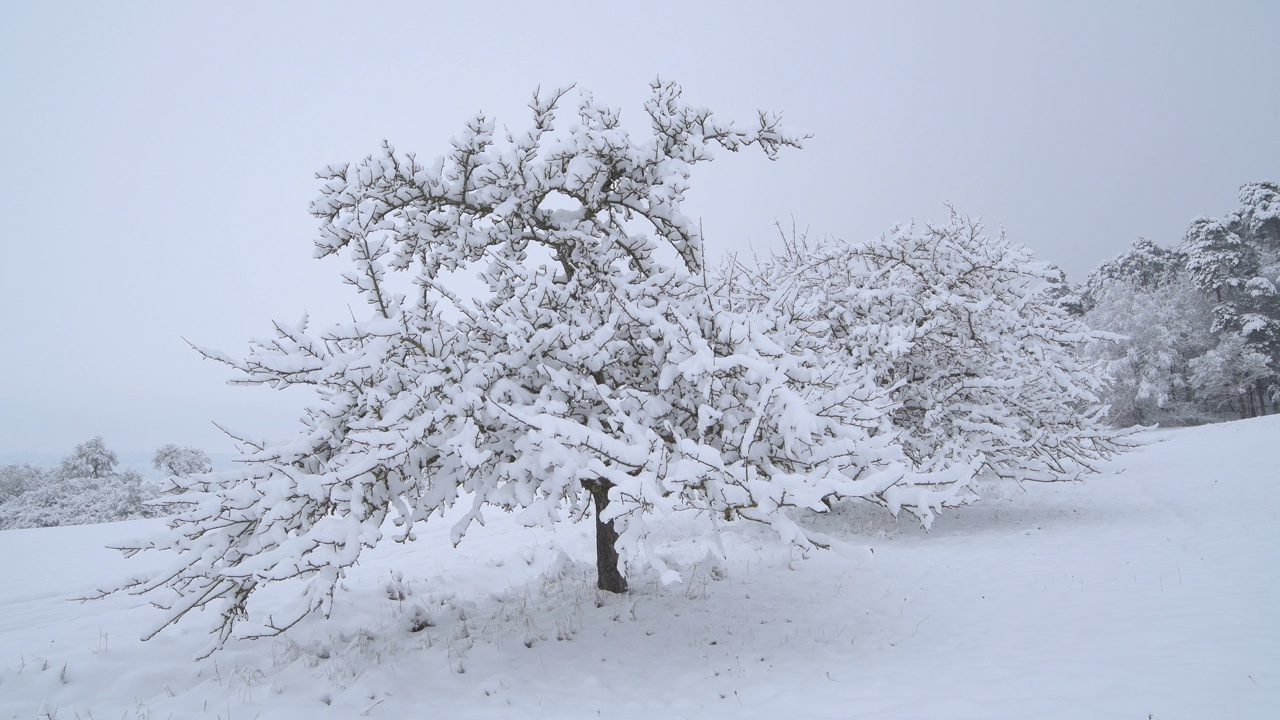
[{"xmin": 1, "ymin": 417, "xmax": 1276, "ymax": 719}]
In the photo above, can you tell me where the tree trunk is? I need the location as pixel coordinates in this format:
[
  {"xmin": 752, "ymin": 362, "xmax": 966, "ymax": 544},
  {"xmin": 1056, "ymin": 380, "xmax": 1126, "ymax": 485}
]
[{"xmin": 584, "ymin": 479, "xmax": 628, "ymax": 593}]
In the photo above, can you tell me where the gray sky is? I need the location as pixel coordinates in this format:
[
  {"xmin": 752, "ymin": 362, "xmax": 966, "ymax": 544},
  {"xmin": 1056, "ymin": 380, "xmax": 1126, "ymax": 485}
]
[{"xmin": 2, "ymin": 1, "xmax": 1278, "ymax": 457}]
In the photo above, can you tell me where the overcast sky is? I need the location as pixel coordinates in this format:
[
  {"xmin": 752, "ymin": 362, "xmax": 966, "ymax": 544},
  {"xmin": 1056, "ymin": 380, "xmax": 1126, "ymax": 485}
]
[{"xmin": 2, "ymin": 1, "xmax": 1278, "ymax": 458}]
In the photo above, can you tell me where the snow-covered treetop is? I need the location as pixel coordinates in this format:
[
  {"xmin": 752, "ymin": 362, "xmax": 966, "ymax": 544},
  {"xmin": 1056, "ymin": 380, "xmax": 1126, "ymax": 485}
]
[
  {"xmin": 1182, "ymin": 216, "xmax": 1258, "ymax": 296},
  {"xmin": 1179, "ymin": 181, "xmax": 1280, "ymax": 299},
  {"xmin": 1067, "ymin": 237, "xmax": 1186, "ymax": 314},
  {"xmin": 59, "ymin": 436, "xmax": 118, "ymax": 480},
  {"xmin": 1236, "ymin": 181, "xmax": 1280, "ymax": 238},
  {"xmin": 308, "ymin": 80, "xmax": 806, "ymax": 312}
]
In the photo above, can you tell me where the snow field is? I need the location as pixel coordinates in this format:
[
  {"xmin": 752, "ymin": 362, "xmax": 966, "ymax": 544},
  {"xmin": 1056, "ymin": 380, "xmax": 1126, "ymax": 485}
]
[{"xmin": 1, "ymin": 416, "xmax": 1276, "ymax": 719}]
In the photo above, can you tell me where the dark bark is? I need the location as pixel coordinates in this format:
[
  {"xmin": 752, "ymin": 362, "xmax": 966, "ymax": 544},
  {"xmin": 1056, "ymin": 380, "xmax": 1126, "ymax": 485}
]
[{"xmin": 584, "ymin": 479, "xmax": 627, "ymax": 593}]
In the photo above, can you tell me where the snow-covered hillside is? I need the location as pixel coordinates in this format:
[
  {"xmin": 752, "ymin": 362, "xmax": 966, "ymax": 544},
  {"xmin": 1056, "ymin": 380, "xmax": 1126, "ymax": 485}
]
[{"xmin": 2, "ymin": 417, "xmax": 1277, "ymax": 719}]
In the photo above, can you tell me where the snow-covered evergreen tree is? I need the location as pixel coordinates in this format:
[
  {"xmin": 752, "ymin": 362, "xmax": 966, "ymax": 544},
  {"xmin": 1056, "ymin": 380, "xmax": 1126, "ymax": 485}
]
[
  {"xmin": 1177, "ymin": 181, "xmax": 1280, "ymax": 415},
  {"xmin": 1181, "ymin": 217, "xmax": 1258, "ymax": 303},
  {"xmin": 1074, "ymin": 194, "xmax": 1280, "ymax": 427},
  {"xmin": 1066, "ymin": 237, "xmax": 1184, "ymax": 315}
]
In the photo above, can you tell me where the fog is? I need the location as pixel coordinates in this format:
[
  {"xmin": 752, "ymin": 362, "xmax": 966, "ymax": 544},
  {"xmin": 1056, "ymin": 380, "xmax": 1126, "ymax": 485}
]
[{"xmin": 2, "ymin": 1, "xmax": 1276, "ymax": 456}]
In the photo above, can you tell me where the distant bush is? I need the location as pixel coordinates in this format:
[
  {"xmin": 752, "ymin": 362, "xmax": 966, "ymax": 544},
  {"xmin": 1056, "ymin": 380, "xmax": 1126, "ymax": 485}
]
[
  {"xmin": 0, "ymin": 469, "xmax": 161, "ymax": 530},
  {"xmin": 0, "ymin": 463, "xmax": 50, "ymax": 503}
]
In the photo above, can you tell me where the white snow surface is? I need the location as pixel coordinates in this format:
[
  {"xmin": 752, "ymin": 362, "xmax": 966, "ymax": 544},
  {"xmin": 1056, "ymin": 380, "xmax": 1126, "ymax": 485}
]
[{"xmin": 1, "ymin": 417, "xmax": 1276, "ymax": 719}]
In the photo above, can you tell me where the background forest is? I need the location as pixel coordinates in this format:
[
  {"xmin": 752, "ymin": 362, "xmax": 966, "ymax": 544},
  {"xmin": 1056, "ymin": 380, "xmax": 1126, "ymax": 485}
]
[{"xmin": 1071, "ymin": 181, "xmax": 1279, "ymax": 425}]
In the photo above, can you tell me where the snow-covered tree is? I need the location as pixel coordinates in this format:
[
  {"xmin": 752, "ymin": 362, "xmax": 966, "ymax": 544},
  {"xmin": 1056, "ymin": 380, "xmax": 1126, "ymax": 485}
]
[
  {"xmin": 1082, "ymin": 277, "xmax": 1217, "ymax": 426},
  {"xmin": 0, "ymin": 463, "xmax": 48, "ymax": 503},
  {"xmin": 1207, "ymin": 296, "xmax": 1280, "ymax": 417},
  {"xmin": 1059, "ymin": 182, "xmax": 1280, "ymax": 426},
  {"xmin": 1237, "ymin": 181, "xmax": 1280, "ymax": 241},
  {"xmin": 1181, "ymin": 182, "xmax": 1279, "ymax": 301},
  {"xmin": 731, "ymin": 215, "xmax": 1128, "ymax": 486},
  {"xmin": 1177, "ymin": 181, "xmax": 1280, "ymax": 415},
  {"xmin": 1066, "ymin": 237, "xmax": 1184, "ymax": 315},
  {"xmin": 152, "ymin": 445, "xmax": 213, "ymax": 478},
  {"xmin": 1181, "ymin": 216, "xmax": 1259, "ymax": 303},
  {"xmin": 59, "ymin": 436, "xmax": 118, "ymax": 479},
  {"xmin": 1188, "ymin": 332, "xmax": 1274, "ymax": 416}
]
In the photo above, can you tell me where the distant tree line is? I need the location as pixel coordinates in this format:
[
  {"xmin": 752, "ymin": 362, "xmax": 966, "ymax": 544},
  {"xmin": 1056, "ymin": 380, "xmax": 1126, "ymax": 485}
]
[
  {"xmin": 1065, "ymin": 181, "xmax": 1279, "ymax": 426},
  {"xmin": 0, "ymin": 437, "xmax": 210, "ymax": 530}
]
